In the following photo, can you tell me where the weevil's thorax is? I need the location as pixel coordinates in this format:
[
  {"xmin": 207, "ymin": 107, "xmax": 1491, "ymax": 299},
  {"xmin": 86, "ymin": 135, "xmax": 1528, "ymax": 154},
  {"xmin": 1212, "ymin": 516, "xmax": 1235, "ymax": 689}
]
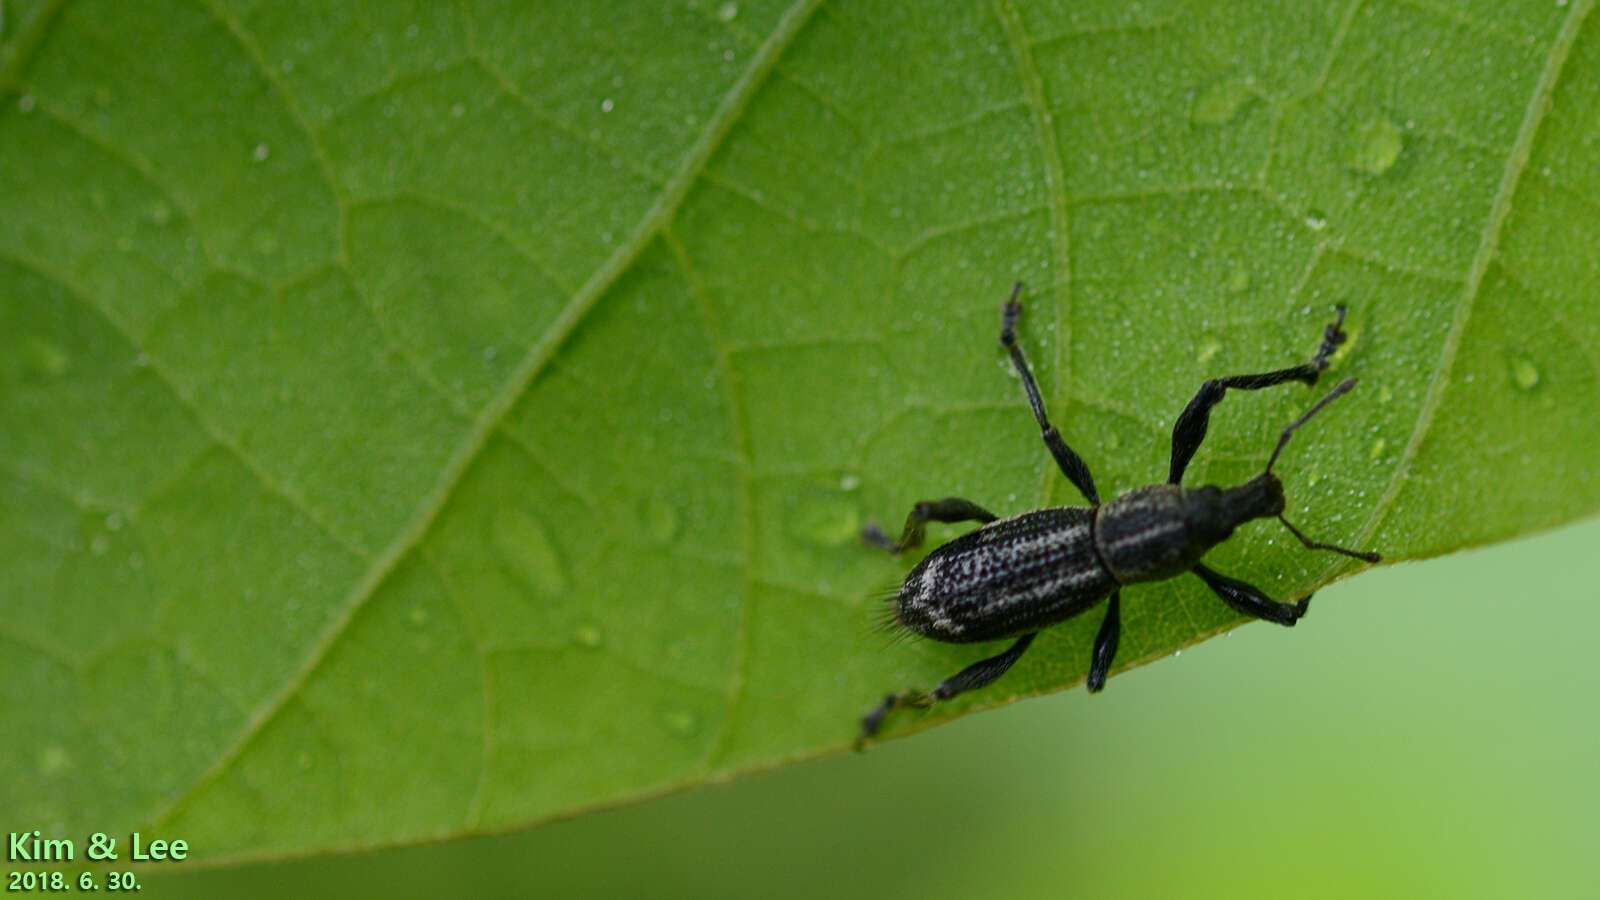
[{"xmin": 1094, "ymin": 474, "xmax": 1285, "ymax": 584}]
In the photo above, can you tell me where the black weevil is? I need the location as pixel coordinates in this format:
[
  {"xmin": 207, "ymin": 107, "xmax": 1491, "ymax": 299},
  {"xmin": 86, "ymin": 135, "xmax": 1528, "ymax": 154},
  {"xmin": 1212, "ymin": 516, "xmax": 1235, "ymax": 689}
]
[{"xmin": 858, "ymin": 284, "xmax": 1380, "ymax": 744}]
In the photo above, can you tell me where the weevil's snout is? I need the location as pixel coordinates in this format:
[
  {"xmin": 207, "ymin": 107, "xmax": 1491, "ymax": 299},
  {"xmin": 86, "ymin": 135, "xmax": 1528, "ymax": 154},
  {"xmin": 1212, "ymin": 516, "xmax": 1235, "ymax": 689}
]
[{"xmin": 1218, "ymin": 473, "xmax": 1285, "ymax": 526}]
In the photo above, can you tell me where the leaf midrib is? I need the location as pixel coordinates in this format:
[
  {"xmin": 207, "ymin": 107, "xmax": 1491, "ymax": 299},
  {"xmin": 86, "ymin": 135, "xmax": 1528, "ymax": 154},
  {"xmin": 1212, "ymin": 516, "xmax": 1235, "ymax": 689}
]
[
  {"xmin": 1345, "ymin": 0, "xmax": 1595, "ymax": 568},
  {"xmin": 143, "ymin": 0, "xmax": 828, "ymax": 834}
]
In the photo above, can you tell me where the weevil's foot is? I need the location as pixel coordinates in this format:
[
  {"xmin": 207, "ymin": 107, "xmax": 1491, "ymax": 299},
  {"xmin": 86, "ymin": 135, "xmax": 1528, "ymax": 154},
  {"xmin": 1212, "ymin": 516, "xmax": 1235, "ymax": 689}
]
[
  {"xmin": 856, "ymin": 689, "xmax": 933, "ymax": 749},
  {"xmin": 1000, "ymin": 286, "xmax": 1025, "ymax": 346},
  {"xmin": 1314, "ymin": 306, "xmax": 1350, "ymax": 370},
  {"xmin": 861, "ymin": 522, "xmax": 901, "ymax": 554},
  {"xmin": 1293, "ymin": 593, "xmax": 1314, "ymax": 620}
]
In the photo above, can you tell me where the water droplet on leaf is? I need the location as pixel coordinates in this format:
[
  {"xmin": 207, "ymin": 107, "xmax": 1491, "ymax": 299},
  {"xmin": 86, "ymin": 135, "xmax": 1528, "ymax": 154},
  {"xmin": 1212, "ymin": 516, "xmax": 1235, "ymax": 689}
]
[
  {"xmin": 1347, "ymin": 117, "xmax": 1404, "ymax": 176},
  {"xmin": 21, "ymin": 335, "xmax": 70, "ymax": 379},
  {"xmin": 1226, "ymin": 264, "xmax": 1251, "ymax": 293},
  {"xmin": 492, "ymin": 508, "xmax": 568, "ymax": 598},
  {"xmin": 1507, "ymin": 354, "xmax": 1540, "ymax": 390},
  {"xmin": 663, "ymin": 707, "xmax": 699, "ymax": 736},
  {"xmin": 789, "ymin": 491, "xmax": 861, "ymax": 546},
  {"xmin": 574, "ymin": 622, "xmax": 604, "ymax": 648},
  {"xmin": 38, "ymin": 745, "xmax": 70, "ymax": 776},
  {"xmin": 641, "ymin": 495, "xmax": 680, "ymax": 544},
  {"xmin": 1191, "ymin": 80, "xmax": 1253, "ymax": 126}
]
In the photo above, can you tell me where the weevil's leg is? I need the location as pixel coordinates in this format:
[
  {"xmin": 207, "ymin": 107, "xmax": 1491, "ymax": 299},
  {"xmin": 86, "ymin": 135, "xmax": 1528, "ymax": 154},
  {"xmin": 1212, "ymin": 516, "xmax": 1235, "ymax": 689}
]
[
  {"xmin": 1192, "ymin": 563, "xmax": 1310, "ymax": 626},
  {"xmin": 1277, "ymin": 515, "xmax": 1381, "ymax": 563},
  {"xmin": 1167, "ymin": 307, "xmax": 1350, "ymax": 485},
  {"xmin": 1000, "ymin": 284, "xmax": 1100, "ymax": 504},
  {"xmin": 930, "ymin": 631, "xmax": 1037, "ymax": 701},
  {"xmin": 1086, "ymin": 590, "xmax": 1121, "ymax": 693},
  {"xmin": 857, "ymin": 632, "xmax": 1037, "ymax": 747},
  {"xmin": 862, "ymin": 497, "xmax": 999, "ymax": 555}
]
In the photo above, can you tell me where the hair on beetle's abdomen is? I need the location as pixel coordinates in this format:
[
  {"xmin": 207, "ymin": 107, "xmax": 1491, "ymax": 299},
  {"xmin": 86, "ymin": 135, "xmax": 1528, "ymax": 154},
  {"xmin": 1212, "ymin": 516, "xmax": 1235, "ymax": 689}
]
[{"xmin": 893, "ymin": 507, "xmax": 1116, "ymax": 643}]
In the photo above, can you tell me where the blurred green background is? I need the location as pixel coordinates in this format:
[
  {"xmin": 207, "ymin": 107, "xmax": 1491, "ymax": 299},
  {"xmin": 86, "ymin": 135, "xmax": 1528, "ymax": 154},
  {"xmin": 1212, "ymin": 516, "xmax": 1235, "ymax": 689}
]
[{"xmin": 147, "ymin": 513, "xmax": 1600, "ymax": 898}]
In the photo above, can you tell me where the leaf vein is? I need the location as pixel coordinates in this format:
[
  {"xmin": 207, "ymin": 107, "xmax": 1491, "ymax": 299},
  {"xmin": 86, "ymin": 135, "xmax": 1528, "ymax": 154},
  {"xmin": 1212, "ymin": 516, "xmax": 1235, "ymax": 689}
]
[
  {"xmin": 1349, "ymin": 0, "xmax": 1595, "ymax": 558},
  {"xmin": 996, "ymin": 0, "xmax": 1075, "ymax": 509},
  {"xmin": 137, "ymin": 0, "xmax": 826, "ymax": 834},
  {"xmin": 664, "ymin": 228, "xmax": 757, "ymax": 772}
]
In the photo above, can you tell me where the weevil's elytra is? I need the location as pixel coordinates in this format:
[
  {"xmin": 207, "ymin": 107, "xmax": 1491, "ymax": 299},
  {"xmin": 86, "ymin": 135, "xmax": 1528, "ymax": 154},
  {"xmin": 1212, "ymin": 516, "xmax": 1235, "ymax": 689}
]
[{"xmin": 857, "ymin": 284, "xmax": 1380, "ymax": 747}]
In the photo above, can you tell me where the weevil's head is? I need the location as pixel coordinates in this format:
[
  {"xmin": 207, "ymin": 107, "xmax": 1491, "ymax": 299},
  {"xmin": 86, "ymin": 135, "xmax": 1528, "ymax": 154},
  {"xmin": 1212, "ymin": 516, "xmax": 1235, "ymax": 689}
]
[
  {"xmin": 1180, "ymin": 473, "xmax": 1285, "ymax": 547},
  {"xmin": 1216, "ymin": 472, "xmax": 1286, "ymax": 528}
]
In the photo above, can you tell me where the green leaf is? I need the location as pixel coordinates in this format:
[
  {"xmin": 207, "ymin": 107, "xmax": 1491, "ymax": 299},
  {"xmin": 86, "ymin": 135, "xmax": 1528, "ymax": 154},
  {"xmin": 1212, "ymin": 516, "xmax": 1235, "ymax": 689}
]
[{"xmin": 3, "ymin": 0, "xmax": 1596, "ymax": 865}]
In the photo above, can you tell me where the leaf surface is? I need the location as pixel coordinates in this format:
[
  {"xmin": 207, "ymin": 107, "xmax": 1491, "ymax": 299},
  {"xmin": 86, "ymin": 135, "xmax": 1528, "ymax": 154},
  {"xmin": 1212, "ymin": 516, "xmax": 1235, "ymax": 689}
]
[{"xmin": 2, "ymin": 0, "xmax": 1596, "ymax": 862}]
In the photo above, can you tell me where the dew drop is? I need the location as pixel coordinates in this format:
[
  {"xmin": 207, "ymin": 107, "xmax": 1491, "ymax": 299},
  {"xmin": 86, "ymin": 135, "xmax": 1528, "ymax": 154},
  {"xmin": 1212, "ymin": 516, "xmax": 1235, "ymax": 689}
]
[
  {"xmin": 1190, "ymin": 80, "xmax": 1252, "ymax": 126},
  {"xmin": 1503, "ymin": 354, "xmax": 1540, "ymax": 391},
  {"xmin": 253, "ymin": 229, "xmax": 280, "ymax": 255},
  {"xmin": 450, "ymin": 102, "xmax": 466, "ymax": 117},
  {"xmin": 21, "ymin": 335, "xmax": 70, "ymax": 379},
  {"xmin": 1226, "ymin": 264, "xmax": 1251, "ymax": 294},
  {"xmin": 788, "ymin": 491, "xmax": 861, "ymax": 546},
  {"xmin": 600, "ymin": 97, "xmax": 614, "ymax": 113},
  {"xmin": 1347, "ymin": 117, "xmax": 1404, "ymax": 176},
  {"xmin": 641, "ymin": 495, "xmax": 680, "ymax": 544},
  {"xmin": 839, "ymin": 473, "xmax": 861, "ymax": 491},
  {"xmin": 717, "ymin": 1, "xmax": 738, "ymax": 20},
  {"xmin": 663, "ymin": 707, "xmax": 699, "ymax": 737},
  {"xmin": 105, "ymin": 512, "xmax": 124, "ymax": 531},
  {"xmin": 492, "ymin": 507, "xmax": 568, "ymax": 598},
  {"xmin": 252, "ymin": 143, "xmax": 270, "ymax": 162},
  {"xmin": 38, "ymin": 744, "xmax": 71, "ymax": 776},
  {"xmin": 1304, "ymin": 209, "xmax": 1328, "ymax": 231},
  {"xmin": 574, "ymin": 622, "xmax": 604, "ymax": 648}
]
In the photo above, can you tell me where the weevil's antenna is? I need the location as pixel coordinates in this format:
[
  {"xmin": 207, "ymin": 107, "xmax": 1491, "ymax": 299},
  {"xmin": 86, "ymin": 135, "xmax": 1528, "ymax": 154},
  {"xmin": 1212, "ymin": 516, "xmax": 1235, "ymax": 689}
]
[
  {"xmin": 1278, "ymin": 513, "xmax": 1381, "ymax": 563},
  {"xmin": 1266, "ymin": 376, "xmax": 1382, "ymax": 563},
  {"xmin": 1266, "ymin": 377, "xmax": 1357, "ymax": 474}
]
